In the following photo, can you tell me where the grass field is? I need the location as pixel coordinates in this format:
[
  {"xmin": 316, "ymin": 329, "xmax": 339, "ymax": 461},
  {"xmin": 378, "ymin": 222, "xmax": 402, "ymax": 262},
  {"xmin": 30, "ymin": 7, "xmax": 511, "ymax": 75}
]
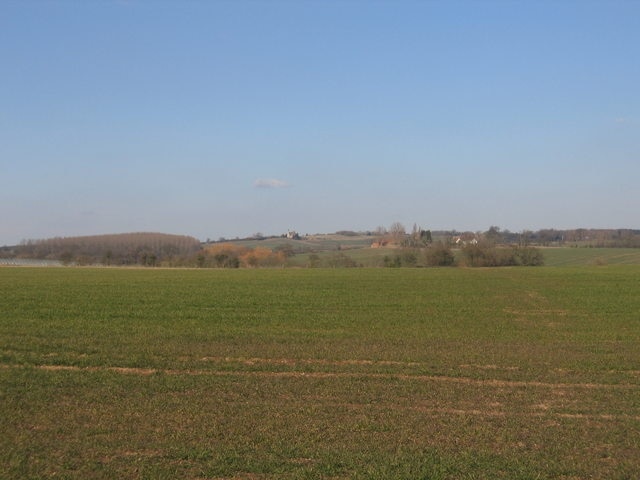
[
  {"xmin": 1, "ymin": 266, "xmax": 640, "ymax": 479},
  {"xmin": 541, "ymin": 247, "xmax": 640, "ymax": 266}
]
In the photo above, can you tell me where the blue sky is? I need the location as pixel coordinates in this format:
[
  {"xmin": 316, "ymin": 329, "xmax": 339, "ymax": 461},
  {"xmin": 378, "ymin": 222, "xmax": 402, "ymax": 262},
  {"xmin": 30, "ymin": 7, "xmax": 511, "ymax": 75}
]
[{"xmin": 1, "ymin": 1, "xmax": 638, "ymax": 245}]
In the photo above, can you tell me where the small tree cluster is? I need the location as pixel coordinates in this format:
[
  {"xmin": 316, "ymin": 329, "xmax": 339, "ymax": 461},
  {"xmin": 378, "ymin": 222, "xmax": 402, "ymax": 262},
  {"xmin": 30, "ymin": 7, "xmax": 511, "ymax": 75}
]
[
  {"xmin": 461, "ymin": 242, "xmax": 543, "ymax": 267},
  {"xmin": 424, "ymin": 241, "xmax": 456, "ymax": 266},
  {"xmin": 383, "ymin": 242, "xmax": 455, "ymax": 268},
  {"xmin": 403, "ymin": 224, "xmax": 433, "ymax": 248},
  {"xmin": 240, "ymin": 247, "xmax": 286, "ymax": 267},
  {"xmin": 305, "ymin": 252, "xmax": 359, "ymax": 268},
  {"xmin": 375, "ymin": 222, "xmax": 434, "ymax": 249},
  {"xmin": 325, "ymin": 252, "xmax": 360, "ymax": 268},
  {"xmin": 199, "ymin": 243, "xmax": 286, "ymax": 268},
  {"xmin": 199, "ymin": 243, "xmax": 243, "ymax": 268},
  {"xmin": 381, "ymin": 241, "xmax": 544, "ymax": 268},
  {"xmin": 383, "ymin": 249, "xmax": 418, "ymax": 267}
]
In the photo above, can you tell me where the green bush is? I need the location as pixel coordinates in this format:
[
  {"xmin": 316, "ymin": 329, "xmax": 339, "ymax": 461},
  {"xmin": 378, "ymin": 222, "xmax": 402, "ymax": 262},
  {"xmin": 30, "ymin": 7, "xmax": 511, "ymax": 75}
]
[
  {"xmin": 461, "ymin": 242, "xmax": 543, "ymax": 267},
  {"xmin": 513, "ymin": 245, "xmax": 544, "ymax": 266},
  {"xmin": 424, "ymin": 242, "xmax": 456, "ymax": 267},
  {"xmin": 384, "ymin": 249, "xmax": 418, "ymax": 267}
]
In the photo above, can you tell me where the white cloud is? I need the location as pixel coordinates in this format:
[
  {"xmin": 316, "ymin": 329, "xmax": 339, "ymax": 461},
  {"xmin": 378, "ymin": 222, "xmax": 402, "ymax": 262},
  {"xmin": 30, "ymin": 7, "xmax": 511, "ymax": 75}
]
[{"xmin": 253, "ymin": 178, "xmax": 291, "ymax": 189}]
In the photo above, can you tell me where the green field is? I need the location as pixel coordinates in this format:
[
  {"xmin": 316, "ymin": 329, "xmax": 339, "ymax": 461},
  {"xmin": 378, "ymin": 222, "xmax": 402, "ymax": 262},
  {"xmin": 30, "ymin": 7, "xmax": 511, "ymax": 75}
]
[
  {"xmin": 541, "ymin": 247, "xmax": 640, "ymax": 266},
  {"xmin": 2, "ymin": 267, "xmax": 640, "ymax": 479}
]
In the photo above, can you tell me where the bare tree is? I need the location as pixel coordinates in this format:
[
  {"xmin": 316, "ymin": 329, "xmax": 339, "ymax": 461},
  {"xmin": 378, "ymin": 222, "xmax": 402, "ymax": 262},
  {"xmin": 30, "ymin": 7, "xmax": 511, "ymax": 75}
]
[
  {"xmin": 374, "ymin": 225, "xmax": 388, "ymax": 236},
  {"xmin": 389, "ymin": 222, "xmax": 406, "ymax": 244}
]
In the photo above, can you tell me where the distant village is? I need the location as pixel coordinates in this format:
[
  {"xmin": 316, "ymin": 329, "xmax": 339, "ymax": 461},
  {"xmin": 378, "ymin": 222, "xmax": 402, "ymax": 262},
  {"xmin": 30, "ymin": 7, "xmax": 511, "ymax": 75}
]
[{"xmin": 213, "ymin": 226, "xmax": 640, "ymax": 249}]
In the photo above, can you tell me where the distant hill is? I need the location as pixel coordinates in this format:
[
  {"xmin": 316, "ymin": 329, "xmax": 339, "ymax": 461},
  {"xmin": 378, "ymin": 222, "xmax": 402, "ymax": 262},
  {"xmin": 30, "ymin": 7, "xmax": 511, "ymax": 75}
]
[
  {"xmin": 211, "ymin": 233, "xmax": 376, "ymax": 253},
  {"xmin": 2, "ymin": 227, "xmax": 639, "ymax": 268}
]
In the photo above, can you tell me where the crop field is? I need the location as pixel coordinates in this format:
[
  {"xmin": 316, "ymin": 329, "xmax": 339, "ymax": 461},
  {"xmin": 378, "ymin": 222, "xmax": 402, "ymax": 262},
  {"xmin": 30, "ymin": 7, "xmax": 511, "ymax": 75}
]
[
  {"xmin": 1, "ymin": 267, "xmax": 640, "ymax": 479},
  {"xmin": 541, "ymin": 248, "xmax": 640, "ymax": 267}
]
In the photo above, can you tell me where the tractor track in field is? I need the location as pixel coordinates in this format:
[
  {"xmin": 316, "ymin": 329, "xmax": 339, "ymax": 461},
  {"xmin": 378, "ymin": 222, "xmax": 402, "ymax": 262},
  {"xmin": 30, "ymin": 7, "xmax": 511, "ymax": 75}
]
[
  {"xmin": 2, "ymin": 361, "xmax": 639, "ymax": 391},
  {"xmin": 4, "ymin": 362, "xmax": 640, "ymax": 422}
]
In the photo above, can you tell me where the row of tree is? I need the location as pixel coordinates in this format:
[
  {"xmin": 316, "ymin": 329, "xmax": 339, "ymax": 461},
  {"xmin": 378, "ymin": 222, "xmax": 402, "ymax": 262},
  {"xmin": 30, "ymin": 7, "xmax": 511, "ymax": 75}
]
[
  {"xmin": 382, "ymin": 242, "xmax": 544, "ymax": 268},
  {"xmin": 2, "ymin": 235, "xmax": 293, "ymax": 268},
  {"xmin": 5, "ymin": 233, "xmax": 201, "ymax": 266},
  {"xmin": 448, "ymin": 226, "xmax": 640, "ymax": 247},
  {"xmin": 374, "ymin": 223, "xmax": 640, "ymax": 248}
]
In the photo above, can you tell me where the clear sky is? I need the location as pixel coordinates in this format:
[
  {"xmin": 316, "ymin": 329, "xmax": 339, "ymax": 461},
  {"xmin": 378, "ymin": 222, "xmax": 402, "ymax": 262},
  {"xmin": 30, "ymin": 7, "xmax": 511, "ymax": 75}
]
[{"xmin": 1, "ymin": 1, "xmax": 638, "ymax": 245}]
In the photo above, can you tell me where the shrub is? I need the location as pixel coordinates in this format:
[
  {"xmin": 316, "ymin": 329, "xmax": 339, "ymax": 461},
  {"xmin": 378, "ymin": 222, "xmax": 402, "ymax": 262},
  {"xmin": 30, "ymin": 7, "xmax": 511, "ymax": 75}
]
[
  {"xmin": 383, "ymin": 255, "xmax": 401, "ymax": 268},
  {"xmin": 512, "ymin": 246, "xmax": 544, "ymax": 266},
  {"xmin": 424, "ymin": 242, "xmax": 456, "ymax": 267},
  {"xmin": 240, "ymin": 247, "xmax": 285, "ymax": 267},
  {"xmin": 325, "ymin": 252, "xmax": 359, "ymax": 268},
  {"xmin": 307, "ymin": 254, "xmax": 320, "ymax": 268},
  {"xmin": 202, "ymin": 243, "xmax": 248, "ymax": 268},
  {"xmin": 461, "ymin": 242, "xmax": 544, "ymax": 267},
  {"xmin": 383, "ymin": 249, "xmax": 419, "ymax": 267}
]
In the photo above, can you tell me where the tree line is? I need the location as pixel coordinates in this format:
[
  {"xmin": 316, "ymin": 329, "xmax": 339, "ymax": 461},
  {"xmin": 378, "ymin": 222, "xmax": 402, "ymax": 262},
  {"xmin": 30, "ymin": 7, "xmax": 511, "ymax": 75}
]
[
  {"xmin": 4, "ymin": 233, "xmax": 201, "ymax": 266},
  {"xmin": 444, "ymin": 226, "xmax": 640, "ymax": 248},
  {"xmin": 1, "ymin": 234, "xmax": 292, "ymax": 268},
  {"xmin": 378, "ymin": 224, "xmax": 544, "ymax": 268}
]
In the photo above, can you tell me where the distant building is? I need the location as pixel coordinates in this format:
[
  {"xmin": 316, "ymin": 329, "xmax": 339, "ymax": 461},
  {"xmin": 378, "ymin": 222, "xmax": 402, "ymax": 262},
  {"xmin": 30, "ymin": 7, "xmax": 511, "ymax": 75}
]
[
  {"xmin": 371, "ymin": 239, "xmax": 390, "ymax": 248},
  {"xmin": 453, "ymin": 235, "xmax": 478, "ymax": 246},
  {"xmin": 286, "ymin": 230, "xmax": 300, "ymax": 240}
]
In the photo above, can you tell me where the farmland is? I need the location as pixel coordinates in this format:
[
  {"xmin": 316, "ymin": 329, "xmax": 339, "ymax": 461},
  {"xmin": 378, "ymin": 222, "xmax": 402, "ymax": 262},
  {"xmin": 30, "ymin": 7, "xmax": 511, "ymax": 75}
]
[
  {"xmin": 1, "ymin": 267, "xmax": 640, "ymax": 479},
  {"xmin": 214, "ymin": 232, "xmax": 640, "ymax": 268}
]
